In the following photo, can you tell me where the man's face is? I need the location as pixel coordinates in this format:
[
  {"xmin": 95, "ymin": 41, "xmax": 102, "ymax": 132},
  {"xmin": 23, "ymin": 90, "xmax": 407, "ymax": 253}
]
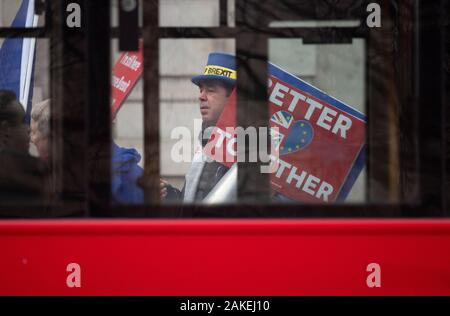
[
  {"xmin": 198, "ymin": 81, "xmax": 230, "ymax": 127},
  {"xmin": 30, "ymin": 120, "xmax": 49, "ymax": 161}
]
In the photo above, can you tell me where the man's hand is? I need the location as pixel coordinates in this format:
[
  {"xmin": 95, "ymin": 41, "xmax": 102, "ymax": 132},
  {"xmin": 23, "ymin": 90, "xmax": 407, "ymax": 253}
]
[{"xmin": 160, "ymin": 179, "xmax": 169, "ymax": 199}]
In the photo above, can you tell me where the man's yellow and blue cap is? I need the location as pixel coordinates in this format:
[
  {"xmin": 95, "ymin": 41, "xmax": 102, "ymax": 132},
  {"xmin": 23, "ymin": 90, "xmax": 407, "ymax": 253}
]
[{"xmin": 191, "ymin": 52, "xmax": 236, "ymax": 87}]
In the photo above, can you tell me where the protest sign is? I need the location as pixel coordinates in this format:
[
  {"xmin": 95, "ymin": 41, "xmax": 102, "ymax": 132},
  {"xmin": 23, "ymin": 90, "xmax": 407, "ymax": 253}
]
[
  {"xmin": 111, "ymin": 40, "xmax": 143, "ymax": 119},
  {"xmin": 205, "ymin": 63, "xmax": 366, "ymax": 203}
]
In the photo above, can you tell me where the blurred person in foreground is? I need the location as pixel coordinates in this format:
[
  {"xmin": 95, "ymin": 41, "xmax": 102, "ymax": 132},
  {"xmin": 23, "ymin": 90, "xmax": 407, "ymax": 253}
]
[
  {"xmin": 30, "ymin": 98, "xmax": 144, "ymax": 204},
  {"xmin": 0, "ymin": 90, "xmax": 49, "ymax": 216}
]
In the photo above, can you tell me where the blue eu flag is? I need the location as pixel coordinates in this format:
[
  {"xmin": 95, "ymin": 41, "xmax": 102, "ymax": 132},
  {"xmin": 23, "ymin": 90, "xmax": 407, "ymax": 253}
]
[{"xmin": 0, "ymin": 0, "xmax": 38, "ymax": 123}]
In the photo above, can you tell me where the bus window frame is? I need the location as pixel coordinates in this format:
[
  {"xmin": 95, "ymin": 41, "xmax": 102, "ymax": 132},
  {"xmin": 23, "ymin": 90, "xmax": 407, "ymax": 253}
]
[
  {"xmin": 131, "ymin": 0, "xmax": 447, "ymax": 218},
  {"xmin": 0, "ymin": 0, "xmax": 447, "ymax": 218}
]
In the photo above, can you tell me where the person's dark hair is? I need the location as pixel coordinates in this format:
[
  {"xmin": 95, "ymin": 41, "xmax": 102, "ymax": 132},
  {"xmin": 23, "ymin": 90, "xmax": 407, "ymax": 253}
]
[
  {"xmin": 218, "ymin": 80, "xmax": 234, "ymax": 96},
  {"xmin": 0, "ymin": 90, "xmax": 23, "ymax": 124},
  {"xmin": 201, "ymin": 79, "xmax": 235, "ymax": 96},
  {"xmin": 224, "ymin": 82, "xmax": 235, "ymax": 96}
]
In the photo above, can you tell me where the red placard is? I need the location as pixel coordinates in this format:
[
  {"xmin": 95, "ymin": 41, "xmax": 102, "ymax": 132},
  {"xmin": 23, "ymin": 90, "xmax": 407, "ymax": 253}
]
[
  {"xmin": 205, "ymin": 64, "xmax": 366, "ymax": 203},
  {"xmin": 111, "ymin": 41, "xmax": 143, "ymax": 119}
]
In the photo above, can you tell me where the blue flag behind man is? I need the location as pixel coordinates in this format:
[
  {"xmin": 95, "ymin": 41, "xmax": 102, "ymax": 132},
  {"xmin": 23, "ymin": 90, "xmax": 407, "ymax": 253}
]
[{"xmin": 0, "ymin": 0, "xmax": 38, "ymax": 123}]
